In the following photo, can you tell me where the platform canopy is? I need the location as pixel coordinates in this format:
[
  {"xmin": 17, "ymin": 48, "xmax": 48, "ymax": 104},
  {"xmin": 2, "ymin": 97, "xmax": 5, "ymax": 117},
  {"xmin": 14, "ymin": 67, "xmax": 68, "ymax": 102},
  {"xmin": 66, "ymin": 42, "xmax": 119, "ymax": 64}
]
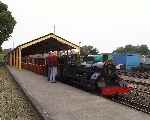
[
  {"xmin": 18, "ymin": 33, "xmax": 80, "ymax": 56},
  {"xmin": 7, "ymin": 33, "xmax": 80, "ymax": 69}
]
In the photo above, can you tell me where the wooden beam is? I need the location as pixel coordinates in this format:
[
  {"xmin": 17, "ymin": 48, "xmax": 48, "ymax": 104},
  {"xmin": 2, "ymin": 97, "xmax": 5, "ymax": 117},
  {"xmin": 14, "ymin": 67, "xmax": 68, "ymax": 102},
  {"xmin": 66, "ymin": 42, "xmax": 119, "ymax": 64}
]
[
  {"xmin": 21, "ymin": 35, "xmax": 51, "ymax": 49},
  {"xmin": 51, "ymin": 34, "xmax": 80, "ymax": 50}
]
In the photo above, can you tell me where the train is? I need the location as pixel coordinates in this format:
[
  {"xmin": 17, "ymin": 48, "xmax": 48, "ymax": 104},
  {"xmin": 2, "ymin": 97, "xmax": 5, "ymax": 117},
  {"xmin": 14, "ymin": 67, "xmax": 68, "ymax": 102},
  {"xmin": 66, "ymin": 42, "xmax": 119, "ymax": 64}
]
[
  {"xmin": 57, "ymin": 57, "xmax": 132, "ymax": 96},
  {"xmin": 21, "ymin": 53, "xmax": 133, "ymax": 96}
]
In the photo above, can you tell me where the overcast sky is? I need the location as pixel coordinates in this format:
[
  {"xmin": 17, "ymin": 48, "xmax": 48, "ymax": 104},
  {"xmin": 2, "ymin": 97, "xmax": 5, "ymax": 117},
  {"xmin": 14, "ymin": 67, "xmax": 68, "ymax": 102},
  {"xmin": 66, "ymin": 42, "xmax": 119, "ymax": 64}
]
[{"xmin": 1, "ymin": 0, "xmax": 150, "ymax": 53}]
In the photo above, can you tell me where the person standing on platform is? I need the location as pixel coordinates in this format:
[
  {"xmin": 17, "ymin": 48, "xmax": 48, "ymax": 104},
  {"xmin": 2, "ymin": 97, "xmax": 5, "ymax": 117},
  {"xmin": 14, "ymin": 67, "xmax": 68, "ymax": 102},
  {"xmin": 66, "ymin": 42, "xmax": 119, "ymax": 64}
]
[
  {"xmin": 50, "ymin": 52, "xmax": 58, "ymax": 83},
  {"xmin": 47, "ymin": 51, "xmax": 52, "ymax": 81}
]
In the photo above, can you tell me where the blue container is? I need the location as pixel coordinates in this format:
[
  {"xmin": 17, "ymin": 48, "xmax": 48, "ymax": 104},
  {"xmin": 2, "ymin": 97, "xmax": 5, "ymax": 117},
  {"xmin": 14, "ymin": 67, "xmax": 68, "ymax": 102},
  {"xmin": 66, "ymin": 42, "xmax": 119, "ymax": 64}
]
[
  {"xmin": 113, "ymin": 53, "xmax": 140, "ymax": 70},
  {"xmin": 113, "ymin": 53, "xmax": 126, "ymax": 65}
]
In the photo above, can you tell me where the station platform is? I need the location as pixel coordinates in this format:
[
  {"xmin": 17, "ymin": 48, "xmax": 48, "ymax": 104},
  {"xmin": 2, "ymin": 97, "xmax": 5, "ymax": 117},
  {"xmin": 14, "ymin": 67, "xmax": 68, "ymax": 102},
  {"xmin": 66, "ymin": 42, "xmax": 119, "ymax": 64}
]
[{"xmin": 7, "ymin": 66, "xmax": 150, "ymax": 120}]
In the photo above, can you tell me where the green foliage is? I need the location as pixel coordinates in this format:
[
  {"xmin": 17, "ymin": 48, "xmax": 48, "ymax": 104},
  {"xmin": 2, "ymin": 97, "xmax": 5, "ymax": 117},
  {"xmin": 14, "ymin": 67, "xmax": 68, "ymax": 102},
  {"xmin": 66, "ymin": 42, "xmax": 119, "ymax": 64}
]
[
  {"xmin": 0, "ymin": 1, "xmax": 16, "ymax": 46},
  {"xmin": 113, "ymin": 44, "xmax": 150, "ymax": 55},
  {"xmin": 115, "ymin": 47, "xmax": 124, "ymax": 53},
  {"xmin": 0, "ymin": 46, "xmax": 2, "ymax": 52},
  {"xmin": 137, "ymin": 45, "xmax": 150, "ymax": 55},
  {"xmin": 0, "ymin": 53, "xmax": 4, "ymax": 62},
  {"xmin": 80, "ymin": 45, "xmax": 99, "ymax": 57}
]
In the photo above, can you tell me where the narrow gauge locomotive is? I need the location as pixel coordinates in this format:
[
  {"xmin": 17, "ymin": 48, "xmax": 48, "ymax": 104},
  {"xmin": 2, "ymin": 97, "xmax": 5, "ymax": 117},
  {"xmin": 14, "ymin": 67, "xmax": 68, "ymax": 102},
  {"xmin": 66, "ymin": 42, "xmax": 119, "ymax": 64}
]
[{"xmin": 58, "ymin": 55, "xmax": 132, "ymax": 96}]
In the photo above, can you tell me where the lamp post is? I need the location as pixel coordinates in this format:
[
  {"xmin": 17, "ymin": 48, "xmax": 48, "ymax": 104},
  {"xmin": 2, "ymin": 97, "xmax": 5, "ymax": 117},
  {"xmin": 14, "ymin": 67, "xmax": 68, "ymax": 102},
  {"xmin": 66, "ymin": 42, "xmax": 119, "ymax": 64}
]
[
  {"xmin": 77, "ymin": 41, "xmax": 81, "ymax": 63},
  {"xmin": 79, "ymin": 41, "xmax": 81, "ymax": 55},
  {"xmin": 54, "ymin": 24, "xmax": 56, "ymax": 34}
]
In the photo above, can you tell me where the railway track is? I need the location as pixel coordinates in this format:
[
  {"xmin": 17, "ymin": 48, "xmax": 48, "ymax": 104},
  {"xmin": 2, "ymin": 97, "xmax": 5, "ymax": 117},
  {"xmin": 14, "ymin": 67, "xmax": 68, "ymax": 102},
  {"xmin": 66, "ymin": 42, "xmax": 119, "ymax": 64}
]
[
  {"xmin": 111, "ymin": 89, "xmax": 150, "ymax": 114},
  {"xmin": 117, "ymin": 70, "xmax": 150, "ymax": 79},
  {"xmin": 126, "ymin": 72, "xmax": 150, "ymax": 79},
  {"xmin": 111, "ymin": 76, "xmax": 150, "ymax": 114}
]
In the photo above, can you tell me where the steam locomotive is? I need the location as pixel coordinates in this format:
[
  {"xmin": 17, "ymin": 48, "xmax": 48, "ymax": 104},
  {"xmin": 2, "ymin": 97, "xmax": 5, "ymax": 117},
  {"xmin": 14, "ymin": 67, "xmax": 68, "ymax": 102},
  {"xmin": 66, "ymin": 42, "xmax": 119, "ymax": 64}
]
[{"xmin": 57, "ymin": 55, "xmax": 132, "ymax": 96}]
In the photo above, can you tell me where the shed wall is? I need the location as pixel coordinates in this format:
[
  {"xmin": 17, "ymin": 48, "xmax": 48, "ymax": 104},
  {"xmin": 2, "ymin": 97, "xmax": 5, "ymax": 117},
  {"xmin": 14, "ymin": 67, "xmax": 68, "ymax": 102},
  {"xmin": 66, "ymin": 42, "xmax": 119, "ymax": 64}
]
[{"xmin": 112, "ymin": 53, "xmax": 140, "ymax": 70}]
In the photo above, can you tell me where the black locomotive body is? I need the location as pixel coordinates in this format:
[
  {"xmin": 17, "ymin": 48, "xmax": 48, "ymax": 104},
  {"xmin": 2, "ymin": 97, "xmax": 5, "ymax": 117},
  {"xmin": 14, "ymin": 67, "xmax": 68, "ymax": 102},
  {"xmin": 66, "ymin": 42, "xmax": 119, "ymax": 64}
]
[{"xmin": 58, "ymin": 61, "xmax": 132, "ymax": 96}]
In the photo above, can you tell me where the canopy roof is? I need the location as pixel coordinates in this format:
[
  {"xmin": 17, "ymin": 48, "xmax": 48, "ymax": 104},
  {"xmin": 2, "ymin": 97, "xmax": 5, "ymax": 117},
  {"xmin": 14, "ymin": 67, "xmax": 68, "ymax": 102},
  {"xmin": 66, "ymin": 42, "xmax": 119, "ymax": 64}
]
[{"xmin": 11, "ymin": 33, "xmax": 80, "ymax": 56}]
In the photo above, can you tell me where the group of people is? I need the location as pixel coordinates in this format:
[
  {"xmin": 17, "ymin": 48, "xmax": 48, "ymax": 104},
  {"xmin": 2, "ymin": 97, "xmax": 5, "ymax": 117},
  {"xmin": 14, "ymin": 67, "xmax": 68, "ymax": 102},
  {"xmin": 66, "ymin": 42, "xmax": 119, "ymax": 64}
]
[{"xmin": 47, "ymin": 51, "xmax": 58, "ymax": 83}]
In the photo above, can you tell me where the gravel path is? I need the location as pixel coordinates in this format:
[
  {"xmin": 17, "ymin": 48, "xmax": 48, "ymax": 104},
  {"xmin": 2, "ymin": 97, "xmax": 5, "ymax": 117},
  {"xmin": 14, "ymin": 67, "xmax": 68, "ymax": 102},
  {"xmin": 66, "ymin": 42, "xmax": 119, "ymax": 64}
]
[{"xmin": 0, "ymin": 66, "xmax": 43, "ymax": 120}]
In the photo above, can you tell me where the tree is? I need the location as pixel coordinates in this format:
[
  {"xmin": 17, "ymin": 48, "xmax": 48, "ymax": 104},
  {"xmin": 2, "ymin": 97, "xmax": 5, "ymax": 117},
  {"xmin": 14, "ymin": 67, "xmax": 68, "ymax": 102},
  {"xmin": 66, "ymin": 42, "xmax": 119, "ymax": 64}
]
[
  {"xmin": 0, "ymin": 1, "xmax": 16, "ymax": 48},
  {"xmin": 80, "ymin": 45, "xmax": 99, "ymax": 56},
  {"xmin": 114, "ymin": 47, "xmax": 125, "ymax": 53},
  {"xmin": 125, "ymin": 45, "xmax": 136, "ymax": 53},
  {"xmin": 137, "ymin": 45, "xmax": 150, "ymax": 55},
  {"xmin": 113, "ymin": 44, "xmax": 150, "ymax": 55}
]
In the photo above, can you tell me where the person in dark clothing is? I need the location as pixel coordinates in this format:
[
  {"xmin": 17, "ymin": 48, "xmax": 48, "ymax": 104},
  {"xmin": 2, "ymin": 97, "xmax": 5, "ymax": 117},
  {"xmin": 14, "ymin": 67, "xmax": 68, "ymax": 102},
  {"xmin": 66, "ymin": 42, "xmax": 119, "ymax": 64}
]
[
  {"xmin": 47, "ymin": 52, "xmax": 52, "ymax": 81},
  {"xmin": 49, "ymin": 52, "xmax": 58, "ymax": 83}
]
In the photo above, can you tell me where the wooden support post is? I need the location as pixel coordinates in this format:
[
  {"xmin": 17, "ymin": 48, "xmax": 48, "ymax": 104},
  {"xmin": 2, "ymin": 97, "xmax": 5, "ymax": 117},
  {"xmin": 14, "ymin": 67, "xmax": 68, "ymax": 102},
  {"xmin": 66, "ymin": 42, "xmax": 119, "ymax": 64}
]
[
  {"xmin": 10, "ymin": 52, "xmax": 12, "ymax": 66},
  {"xmin": 15, "ymin": 50, "xmax": 17, "ymax": 68},
  {"xmin": 13, "ymin": 51, "xmax": 15, "ymax": 67},
  {"xmin": 16, "ymin": 49, "xmax": 19, "ymax": 68},
  {"xmin": 18, "ymin": 47, "xmax": 22, "ymax": 70}
]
